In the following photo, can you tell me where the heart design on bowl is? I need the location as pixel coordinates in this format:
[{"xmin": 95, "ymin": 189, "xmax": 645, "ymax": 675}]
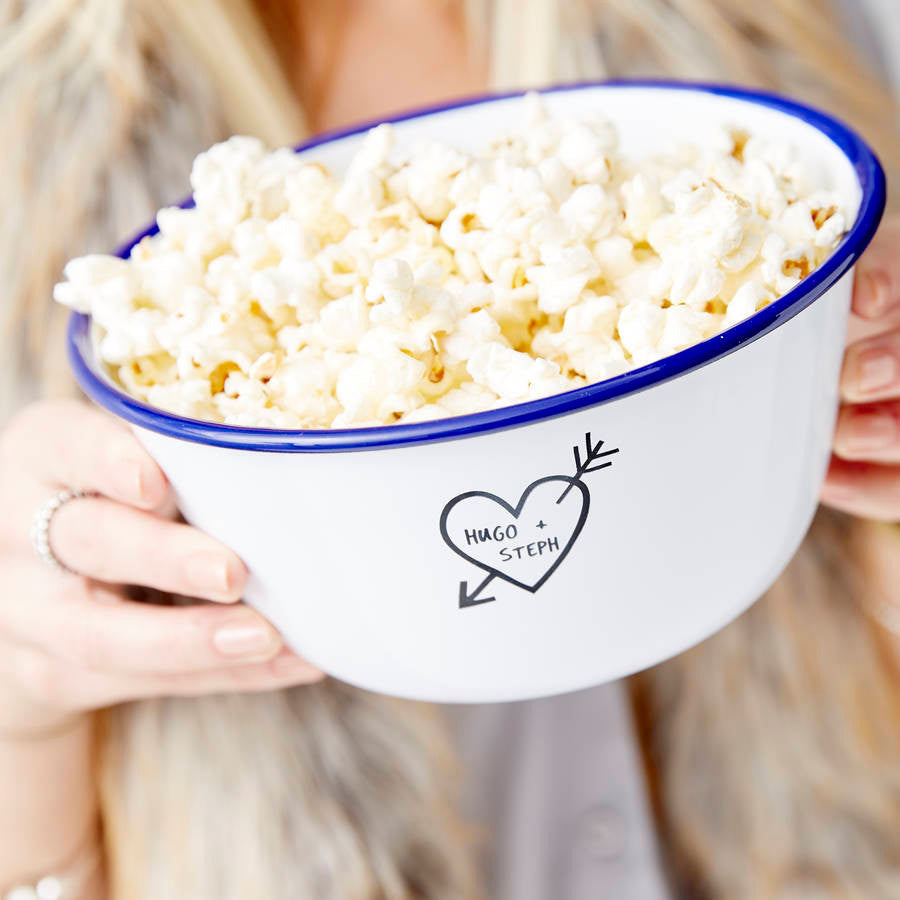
[{"xmin": 440, "ymin": 475, "xmax": 590, "ymax": 592}]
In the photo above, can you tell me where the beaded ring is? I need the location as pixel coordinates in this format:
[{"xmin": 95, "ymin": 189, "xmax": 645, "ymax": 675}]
[{"xmin": 29, "ymin": 489, "xmax": 98, "ymax": 574}]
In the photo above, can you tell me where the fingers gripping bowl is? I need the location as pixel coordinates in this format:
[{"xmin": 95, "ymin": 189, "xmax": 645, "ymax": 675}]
[{"xmin": 66, "ymin": 83, "xmax": 885, "ymax": 703}]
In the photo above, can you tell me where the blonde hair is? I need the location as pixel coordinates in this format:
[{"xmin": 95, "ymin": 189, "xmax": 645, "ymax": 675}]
[{"xmin": 1, "ymin": 1, "xmax": 898, "ymax": 896}]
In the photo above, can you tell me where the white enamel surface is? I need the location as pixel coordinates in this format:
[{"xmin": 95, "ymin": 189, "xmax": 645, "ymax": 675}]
[{"xmin": 126, "ymin": 87, "xmax": 861, "ymax": 702}]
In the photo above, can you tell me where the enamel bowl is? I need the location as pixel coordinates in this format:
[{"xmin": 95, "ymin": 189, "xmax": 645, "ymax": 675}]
[{"xmin": 68, "ymin": 82, "xmax": 885, "ymax": 703}]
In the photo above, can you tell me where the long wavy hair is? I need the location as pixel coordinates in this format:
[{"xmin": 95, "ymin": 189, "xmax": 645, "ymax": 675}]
[{"xmin": 1, "ymin": 1, "xmax": 899, "ymax": 896}]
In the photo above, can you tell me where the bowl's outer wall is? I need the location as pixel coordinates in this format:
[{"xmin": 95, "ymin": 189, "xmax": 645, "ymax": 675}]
[{"xmin": 134, "ymin": 272, "xmax": 853, "ymax": 702}]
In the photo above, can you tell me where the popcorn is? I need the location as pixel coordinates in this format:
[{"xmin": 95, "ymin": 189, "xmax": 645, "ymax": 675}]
[
  {"xmin": 592, "ymin": 235, "xmax": 636, "ymax": 281},
  {"xmin": 556, "ymin": 120, "xmax": 616, "ymax": 184},
  {"xmin": 616, "ymin": 302, "xmax": 666, "ymax": 362},
  {"xmin": 438, "ymin": 382, "xmax": 500, "ymax": 416},
  {"xmin": 621, "ymin": 174, "xmax": 664, "ymax": 242},
  {"xmin": 55, "ymin": 96, "xmax": 852, "ymax": 429},
  {"xmin": 442, "ymin": 309, "xmax": 503, "ymax": 367},
  {"xmin": 366, "ymin": 258, "xmax": 415, "ymax": 315},
  {"xmin": 334, "ymin": 349, "xmax": 426, "ymax": 424},
  {"xmin": 760, "ymin": 234, "xmax": 817, "ymax": 295},
  {"xmin": 53, "ymin": 256, "xmax": 138, "ymax": 315},
  {"xmin": 563, "ymin": 293, "xmax": 619, "ymax": 339},
  {"xmin": 189, "ymin": 135, "xmax": 268, "ymax": 229},
  {"xmin": 467, "ymin": 342, "xmax": 568, "ymax": 400},
  {"xmin": 232, "ymin": 218, "xmax": 278, "ymax": 268},
  {"xmin": 724, "ymin": 281, "xmax": 773, "ymax": 328},
  {"xmin": 311, "ymin": 289, "xmax": 369, "ymax": 352},
  {"xmin": 527, "ymin": 245, "xmax": 600, "ymax": 315},
  {"xmin": 657, "ymin": 306, "xmax": 721, "ymax": 355},
  {"xmin": 558, "ymin": 183, "xmax": 617, "ymax": 241},
  {"xmin": 249, "ymin": 260, "xmax": 322, "ymax": 324}
]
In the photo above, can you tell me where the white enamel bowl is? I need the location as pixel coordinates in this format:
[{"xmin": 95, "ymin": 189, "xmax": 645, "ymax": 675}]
[{"xmin": 68, "ymin": 82, "xmax": 885, "ymax": 703}]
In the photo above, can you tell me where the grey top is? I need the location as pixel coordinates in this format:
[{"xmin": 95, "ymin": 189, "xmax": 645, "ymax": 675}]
[
  {"xmin": 444, "ymin": 4, "xmax": 896, "ymax": 897},
  {"xmin": 445, "ymin": 684, "xmax": 671, "ymax": 899}
]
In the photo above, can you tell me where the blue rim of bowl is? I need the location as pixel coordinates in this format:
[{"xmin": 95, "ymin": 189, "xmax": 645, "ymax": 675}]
[{"xmin": 67, "ymin": 79, "xmax": 886, "ymax": 453}]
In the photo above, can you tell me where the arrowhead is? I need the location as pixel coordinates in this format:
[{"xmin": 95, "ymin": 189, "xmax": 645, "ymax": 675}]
[
  {"xmin": 458, "ymin": 580, "xmax": 497, "ymax": 609},
  {"xmin": 584, "ymin": 460, "xmax": 615, "ymax": 473}
]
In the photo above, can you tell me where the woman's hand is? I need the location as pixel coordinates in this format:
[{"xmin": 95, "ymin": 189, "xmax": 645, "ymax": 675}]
[
  {"xmin": 0, "ymin": 400, "xmax": 324, "ymax": 739},
  {"xmin": 823, "ymin": 217, "xmax": 900, "ymax": 521}
]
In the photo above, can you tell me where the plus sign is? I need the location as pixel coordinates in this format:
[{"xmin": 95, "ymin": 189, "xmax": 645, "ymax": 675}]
[{"xmin": 536, "ymin": 520, "xmax": 547, "ymax": 529}]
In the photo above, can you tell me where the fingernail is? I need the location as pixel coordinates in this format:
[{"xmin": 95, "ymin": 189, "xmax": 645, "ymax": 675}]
[
  {"xmin": 861, "ymin": 271, "xmax": 890, "ymax": 316},
  {"xmin": 842, "ymin": 411, "xmax": 896, "ymax": 453},
  {"xmin": 856, "ymin": 350, "xmax": 897, "ymax": 395},
  {"xmin": 271, "ymin": 654, "xmax": 319, "ymax": 677},
  {"xmin": 113, "ymin": 459, "xmax": 144, "ymax": 502},
  {"xmin": 213, "ymin": 612, "xmax": 280, "ymax": 659},
  {"xmin": 184, "ymin": 551, "xmax": 232, "ymax": 595}
]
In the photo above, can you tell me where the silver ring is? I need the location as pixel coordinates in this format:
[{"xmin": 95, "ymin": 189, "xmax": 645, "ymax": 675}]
[{"xmin": 30, "ymin": 489, "xmax": 98, "ymax": 574}]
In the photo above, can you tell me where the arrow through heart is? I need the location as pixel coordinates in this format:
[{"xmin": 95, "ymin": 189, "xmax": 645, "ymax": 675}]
[
  {"xmin": 439, "ymin": 433, "xmax": 618, "ymax": 608},
  {"xmin": 440, "ymin": 475, "xmax": 590, "ymax": 594}
]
